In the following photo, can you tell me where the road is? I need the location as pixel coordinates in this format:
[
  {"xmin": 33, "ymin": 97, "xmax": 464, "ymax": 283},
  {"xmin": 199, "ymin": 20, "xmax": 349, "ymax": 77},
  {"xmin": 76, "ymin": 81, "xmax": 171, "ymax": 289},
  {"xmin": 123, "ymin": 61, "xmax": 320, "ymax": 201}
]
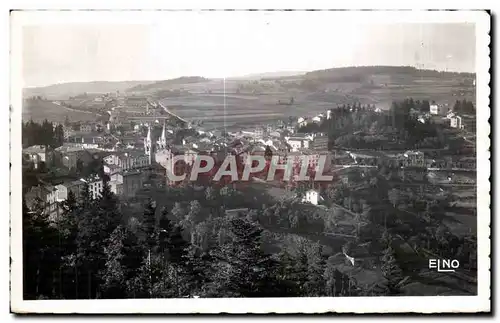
[{"xmin": 156, "ymin": 100, "xmax": 190, "ymax": 124}]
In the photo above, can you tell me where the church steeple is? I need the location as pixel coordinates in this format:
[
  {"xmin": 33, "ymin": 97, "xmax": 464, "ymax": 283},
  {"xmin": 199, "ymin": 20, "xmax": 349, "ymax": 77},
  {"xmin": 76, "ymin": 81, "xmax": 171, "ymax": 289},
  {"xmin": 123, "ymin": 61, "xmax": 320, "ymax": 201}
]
[
  {"xmin": 144, "ymin": 125, "xmax": 151, "ymax": 154},
  {"xmin": 157, "ymin": 121, "xmax": 167, "ymax": 150}
]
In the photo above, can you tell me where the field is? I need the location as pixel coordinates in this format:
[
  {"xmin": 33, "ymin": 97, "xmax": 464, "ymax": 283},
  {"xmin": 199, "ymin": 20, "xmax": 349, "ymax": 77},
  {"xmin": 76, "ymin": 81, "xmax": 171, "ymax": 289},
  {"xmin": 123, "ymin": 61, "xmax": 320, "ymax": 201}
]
[
  {"xmin": 22, "ymin": 99, "xmax": 99, "ymax": 123},
  {"xmin": 21, "ymin": 66, "xmax": 476, "ymax": 128},
  {"xmin": 161, "ymin": 78, "xmax": 475, "ymax": 130}
]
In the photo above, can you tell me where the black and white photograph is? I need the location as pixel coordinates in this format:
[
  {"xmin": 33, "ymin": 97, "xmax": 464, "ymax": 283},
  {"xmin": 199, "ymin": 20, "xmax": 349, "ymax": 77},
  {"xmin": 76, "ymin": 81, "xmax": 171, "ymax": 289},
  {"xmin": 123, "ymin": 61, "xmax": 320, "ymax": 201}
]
[{"xmin": 9, "ymin": 9, "xmax": 490, "ymax": 314}]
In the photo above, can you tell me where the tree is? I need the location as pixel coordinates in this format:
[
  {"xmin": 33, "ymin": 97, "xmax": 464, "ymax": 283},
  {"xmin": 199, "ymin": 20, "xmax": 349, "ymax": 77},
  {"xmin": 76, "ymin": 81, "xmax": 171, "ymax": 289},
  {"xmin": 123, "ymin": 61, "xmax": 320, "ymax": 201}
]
[
  {"xmin": 304, "ymin": 243, "xmax": 326, "ymax": 296},
  {"xmin": 209, "ymin": 218, "xmax": 282, "ymax": 297},
  {"xmin": 264, "ymin": 145, "xmax": 273, "ymax": 161},
  {"xmin": 167, "ymin": 225, "xmax": 191, "ymax": 297},
  {"xmin": 54, "ymin": 124, "xmax": 64, "ymax": 147},
  {"xmin": 23, "ymin": 197, "xmax": 60, "ymax": 299},
  {"xmin": 184, "ymin": 200, "xmax": 202, "ymax": 229},
  {"xmin": 324, "ymin": 264, "xmax": 358, "ymax": 296},
  {"xmin": 381, "ymin": 246, "xmax": 403, "ymax": 295},
  {"xmin": 171, "ymin": 202, "xmax": 185, "ymax": 223},
  {"xmin": 274, "ymin": 250, "xmax": 306, "ymax": 296},
  {"xmin": 141, "ymin": 199, "xmax": 157, "ymax": 251},
  {"xmin": 100, "ymin": 225, "xmax": 142, "ymax": 298},
  {"xmin": 388, "ymin": 188, "xmax": 400, "ymax": 209}
]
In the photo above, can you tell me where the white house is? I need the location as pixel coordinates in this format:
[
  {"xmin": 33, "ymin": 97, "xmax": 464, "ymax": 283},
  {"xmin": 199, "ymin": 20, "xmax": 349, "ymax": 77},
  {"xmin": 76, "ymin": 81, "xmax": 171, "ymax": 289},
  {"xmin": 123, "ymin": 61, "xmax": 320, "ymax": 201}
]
[
  {"xmin": 430, "ymin": 104, "xmax": 447, "ymax": 116},
  {"xmin": 312, "ymin": 115, "xmax": 323, "ymax": 123},
  {"xmin": 302, "ymin": 189, "xmax": 323, "ymax": 205},
  {"xmin": 450, "ymin": 115, "xmax": 463, "ymax": 129},
  {"xmin": 286, "ymin": 135, "xmax": 311, "ymax": 152}
]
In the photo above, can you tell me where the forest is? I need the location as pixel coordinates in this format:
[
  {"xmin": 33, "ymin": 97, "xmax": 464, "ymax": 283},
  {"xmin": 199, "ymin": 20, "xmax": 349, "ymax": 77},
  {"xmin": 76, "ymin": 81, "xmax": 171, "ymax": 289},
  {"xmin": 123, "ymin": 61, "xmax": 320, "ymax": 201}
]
[
  {"xmin": 22, "ymin": 119, "xmax": 64, "ymax": 149},
  {"xmin": 23, "ymin": 161, "xmax": 477, "ymax": 299}
]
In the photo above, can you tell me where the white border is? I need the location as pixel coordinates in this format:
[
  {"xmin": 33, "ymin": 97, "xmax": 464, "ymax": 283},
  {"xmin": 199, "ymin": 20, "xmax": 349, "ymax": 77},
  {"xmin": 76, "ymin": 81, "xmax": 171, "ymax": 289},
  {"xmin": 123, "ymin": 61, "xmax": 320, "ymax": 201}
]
[{"xmin": 9, "ymin": 10, "xmax": 491, "ymax": 314}]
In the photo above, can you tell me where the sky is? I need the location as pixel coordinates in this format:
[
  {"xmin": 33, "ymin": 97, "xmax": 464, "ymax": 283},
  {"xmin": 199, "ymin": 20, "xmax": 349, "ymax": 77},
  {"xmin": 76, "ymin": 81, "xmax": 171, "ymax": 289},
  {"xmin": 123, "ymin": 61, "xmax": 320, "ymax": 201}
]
[{"xmin": 20, "ymin": 11, "xmax": 476, "ymax": 88}]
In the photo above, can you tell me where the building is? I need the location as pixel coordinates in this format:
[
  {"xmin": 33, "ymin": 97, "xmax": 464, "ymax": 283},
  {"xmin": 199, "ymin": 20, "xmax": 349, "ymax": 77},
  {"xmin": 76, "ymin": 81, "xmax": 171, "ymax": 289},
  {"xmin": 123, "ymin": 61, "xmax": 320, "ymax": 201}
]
[
  {"xmin": 63, "ymin": 128, "xmax": 75, "ymax": 140},
  {"xmin": 450, "ymin": 115, "xmax": 463, "ymax": 129},
  {"xmin": 122, "ymin": 169, "xmax": 144, "ymax": 197},
  {"xmin": 302, "ymin": 189, "xmax": 323, "ymax": 205},
  {"xmin": 108, "ymin": 172, "xmax": 124, "ymax": 196},
  {"xmin": 79, "ymin": 123, "xmax": 94, "ymax": 133},
  {"xmin": 104, "ymin": 151, "xmax": 151, "ymax": 171},
  {"xmin": 55, "ymin": 145, "xmax": 87, "ymax": 170},
  {"xmin": 312, "ymin": 134, "xmax": 329, "ymax": 151},
  {"xmin": 23, "ymin": 145, "xmax": 54, "ymax": 169},
  {"xmin": 24, "ymin": 184, "xmax": 61, "ymax": 219},
  {"xmin": 82, "ymin": 176, "xmax": 104, "ymax": 200},
  {"xmin": 391, "ymin": 151, "xmax": 425, "ymax": 168},
  {"xmin": 55, "ymin": 180, "xmax": 86, "ymax": 202},
  {"xmin": 125, "ymin": 96, "xmax": 150, "ymax": 109},
  {"xmin": 430, "ymin": 104, "xmax": 447, "ymax": 116},
  {"xmin": 286, "ymin": 134, "xmax": 312, "ymax": 152},
  {"xmin": 255, "ymin": 127, "xmax": 265, "ymax": 138}
]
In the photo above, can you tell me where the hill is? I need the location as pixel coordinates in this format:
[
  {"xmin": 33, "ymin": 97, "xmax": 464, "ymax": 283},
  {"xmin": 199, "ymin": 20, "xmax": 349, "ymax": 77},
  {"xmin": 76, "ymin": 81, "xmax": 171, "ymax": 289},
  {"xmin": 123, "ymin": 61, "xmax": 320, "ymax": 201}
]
[
  {"xmin": 302, "ymin": 66, "xmax": 474, "ymax": 82},
  {"xmin": 23, "ymin": 80, "xmax": 156, "ymax": 100},
  {"xmin": 126, "ymin": 76, "xmax": 210, "ymax": 92},
  {"xmin": 229, "ymin": 71, "xmax": 305, "ymax": 81}
]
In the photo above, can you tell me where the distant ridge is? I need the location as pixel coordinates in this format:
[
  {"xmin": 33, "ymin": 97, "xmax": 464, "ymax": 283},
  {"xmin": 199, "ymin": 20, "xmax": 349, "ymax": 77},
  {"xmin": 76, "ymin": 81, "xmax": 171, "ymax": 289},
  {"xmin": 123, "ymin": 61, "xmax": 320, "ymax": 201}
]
[
  {"xmin": 126, "ymin": 76, "xmax": 210, "ymax": 92},
  {"xmin": 23, "ymin": 65, "xmax": 475, "ymax": 99},
  {"xmin": 227, "ymin": 71, "xmax": 306, "ymax": 81},
  {"xmin": 23, "ymin": 80, "xmax": 156, "ymax": 99},
  {"xmin": 303, "ymin": 65, "xmax": 474, "ymax": 81}
]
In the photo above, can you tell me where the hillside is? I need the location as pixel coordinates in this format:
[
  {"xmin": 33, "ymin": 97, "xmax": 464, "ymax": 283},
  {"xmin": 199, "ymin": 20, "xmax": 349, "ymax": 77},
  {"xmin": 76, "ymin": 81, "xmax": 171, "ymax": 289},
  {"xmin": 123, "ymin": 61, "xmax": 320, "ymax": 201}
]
[
  {"xmin": 23, "ymin": 80, "xmax": 156, "ymax": 100},
  {"xmin": 229, "ymin": 71, "xmax": 305, "ymax": 81},
  {"xmin": 302, "ymin": 66, "xmax": 475, "ymax": 82},
  {"xmin": 126, "ymin": 76, "xmax": 210, "ymax": 92}
]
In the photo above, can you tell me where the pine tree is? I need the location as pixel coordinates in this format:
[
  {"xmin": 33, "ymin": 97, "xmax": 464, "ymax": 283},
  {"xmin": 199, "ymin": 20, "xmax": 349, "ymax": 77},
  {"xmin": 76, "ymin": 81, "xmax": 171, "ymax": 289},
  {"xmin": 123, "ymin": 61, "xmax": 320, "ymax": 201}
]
[
  {"xmin": 100, "ymin": 225, "xmax": 143, "ymax": 298},
  {"xmin": 23, "ymin": 197, "xmax": 59, "ymax": 299},
  {"xmin": 141, "ymin": 199, "xmax": 157, "ymax": 251},
  {"xmin": 167, "ymin": 225, "xmax": 191, "ymax": 297},
  {"xmin": 304, "ymin": 243, "xmax": 326, "ymax": 296},
  {"xmin": 275, "ymin": 250, "xmax": 305, "ymax": 296},
  {"xmin": 209, "ymin": 218, "xmax": 282, "ymax": 297},
  {"xmin": 381, "ymin": 246, "xmax": 403, "ymax": 295}
]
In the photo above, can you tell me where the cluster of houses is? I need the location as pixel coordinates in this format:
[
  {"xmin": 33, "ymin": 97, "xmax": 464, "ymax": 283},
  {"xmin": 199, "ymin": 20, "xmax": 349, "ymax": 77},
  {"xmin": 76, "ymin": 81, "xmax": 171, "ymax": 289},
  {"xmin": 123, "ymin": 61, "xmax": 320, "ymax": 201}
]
[{"xmin": 428, "ymin": 103, "xmax": 476, "ymax": 132}]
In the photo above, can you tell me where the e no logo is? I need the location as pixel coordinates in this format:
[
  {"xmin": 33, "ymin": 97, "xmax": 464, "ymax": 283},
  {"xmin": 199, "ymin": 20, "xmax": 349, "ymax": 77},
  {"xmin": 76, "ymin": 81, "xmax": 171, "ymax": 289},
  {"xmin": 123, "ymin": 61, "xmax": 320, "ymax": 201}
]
[{"xmin": 428, "ymin": 259, "xmax": 460, "ymax": 272}]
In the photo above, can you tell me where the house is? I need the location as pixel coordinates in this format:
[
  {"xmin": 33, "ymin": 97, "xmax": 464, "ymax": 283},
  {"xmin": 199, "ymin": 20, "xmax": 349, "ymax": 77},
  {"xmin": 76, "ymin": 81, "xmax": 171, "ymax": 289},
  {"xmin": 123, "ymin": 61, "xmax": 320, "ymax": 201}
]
[
  {"xmin": 255, "ymin": 127, "xmax": 265, "ymax": 138},
  {"xmin": 312, "ymin": 134, "xmax": 329, "ymax": 151},
  {"xmin": 312, "ymin": 115, "xmax": 324, "ymax": 123},
  {"xmin": 104, "ymin": 151, "xmax": 151, "ymax": 171},
  {"xmin": 77, "ymin": 176, "xmax": 104, "ymax": 200},
  {"xmin": 446, "ymin": 111, "xmax": 456, "ymax": 120},
  {"xmin": 302, "ymin": 189, "xmax": 323, "ymax": 205},
  {"xmin": 79, "ymin": 123, "xmax": 94, "ymax": 133},
  {"xmin": 55, "ymin": 144, "xmax": 87, "ymax": 170},
  {"xmin": 108, "ymin": 173, "xmax": 124, "ymax": 196},
  {"xmin": 430, "ymin": 104, "xmax": 447, "ymax": 116},
  {"xmin": 55, "ymin": 180, "xmax": 86, "ymax": 202},
  {"xmin": 122, "ymin": 169, "xmax": 145, "ymax": 197},
  {"xmin": 286, "ymin": 134, "xmax": 312, "ymax": 152},
  {"xmin": 23, "ymin": 145, "xmax": 54, "ymax": 169},
  {"xmin": 450, "ymin": 115, "xmax": 463, "ymax": 129}
]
